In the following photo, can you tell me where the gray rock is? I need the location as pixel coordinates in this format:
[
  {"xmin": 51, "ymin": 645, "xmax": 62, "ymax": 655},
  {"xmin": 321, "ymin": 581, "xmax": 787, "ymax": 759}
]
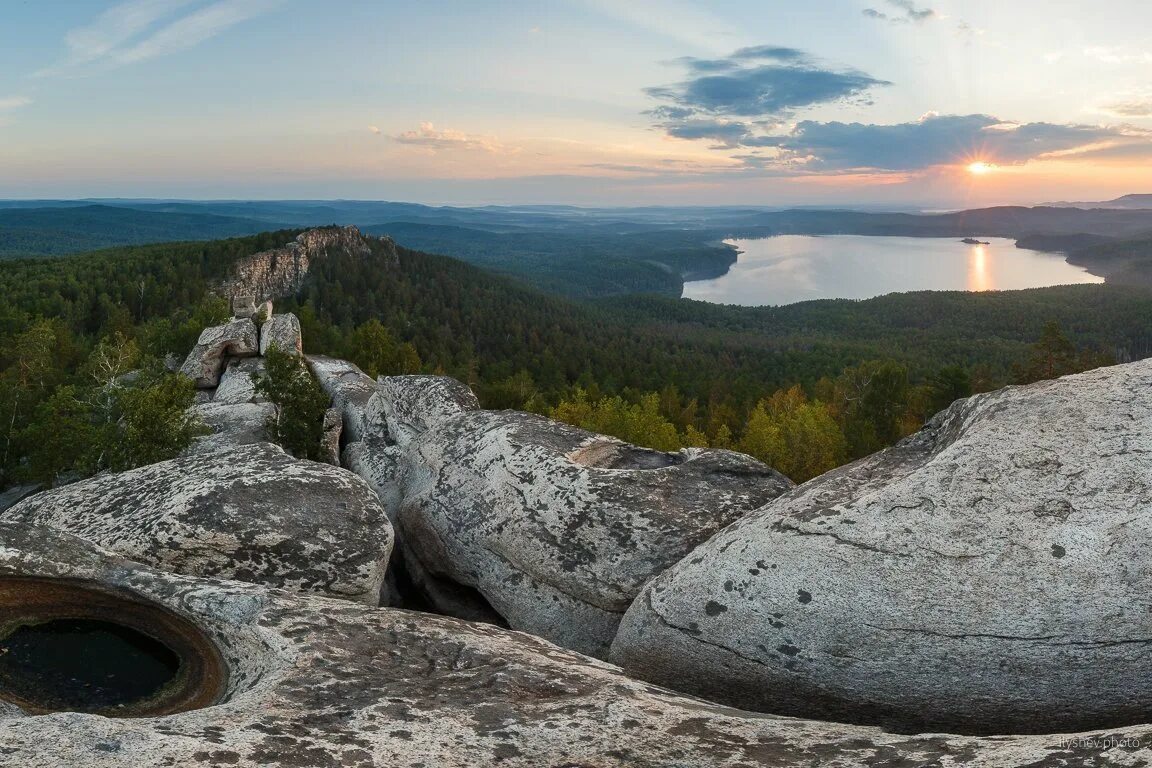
[
  {"xmin": 212, "ymin": 357, "xmax": 265, "ymax": 405},
  {"xmin": 231, "ymin": 295, "xmax": 258, "ymax": 319},
  {"xmin": 612, "ymin": 361, "xmax": 1152, "ymax": 735},
  {"xmin": 179, "ymin": 318, "xmax": 259, "ymax": 388},
  {"xmin": 2, "ymin": 521, "xmax": 1148, "ymax": 767},
  {"xmin": 320, "ymin": 407, "xmax": 343, "ymax": 466},
  {"xmin": 342, "ymin": 438, "xmax": 403, "ymax": 521},
  {"xmin": 371, "ymin": 374, "xmax": 480, "ymax": 448},
  {"xmin": 258, "ymin": 312, "xmax": 302, "ymax": 356},
  {"xmin": 186, "ymin": 400, "xmax": 274, "ymax": 455},
  {"xmin": 0, "ymin": 485, "xmax": 39, "ymax": 513},
  {"xmin": 399, "ymin": 410, "xmax": 793, "ymax": 657},
  {"xmin": 1, "ymin": 443, "xmax": 392, "ymax": 604},
  {"xmin": 307, "ymin": 355, "xmax": 376, "ymax": 442}
]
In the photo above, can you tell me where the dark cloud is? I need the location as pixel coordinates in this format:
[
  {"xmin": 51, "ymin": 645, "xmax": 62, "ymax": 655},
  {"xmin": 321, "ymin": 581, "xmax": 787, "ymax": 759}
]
[
  {"xmin": 864, "ymin": 0, "xmax": 937, "ymax": 24},
  {"xmin": 664, "ymin": 119, "xmax": 753, "ymax": 148},
  {"xmin": 748, "ymin": 114, "xmax": 1150, "ymax": 171},
  {"xmin": 647, "ymin": 46, "xmax": 889, "ymax": 121}
]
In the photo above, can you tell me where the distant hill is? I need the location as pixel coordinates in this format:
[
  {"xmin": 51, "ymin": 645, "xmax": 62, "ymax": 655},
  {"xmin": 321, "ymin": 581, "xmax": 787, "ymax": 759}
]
[
  {"xmin": 1041, "ymin": 194, "xmax": 1152, "ymax": 210},
  {"xmin": 0, "ymin": 205, "xmax": 282, "ymax": 259}
]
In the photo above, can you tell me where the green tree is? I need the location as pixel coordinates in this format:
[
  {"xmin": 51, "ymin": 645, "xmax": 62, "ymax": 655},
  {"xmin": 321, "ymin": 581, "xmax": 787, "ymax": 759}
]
[
  {"xmin": 737, "ymin": 386, "xmax": 846, "ymax": 482},
  {"xmin": 1015, "ymin": 321, "xmax": 1079, "ymax": 384},
  {"xmin": 107, "ymin": 368, "xmax": 204, "ymax": 471},
  {"xmin": 252, "ymin": 347, "xmax": 331, "ymax": 461},
  {"xmin": 1, "ymin": 321, "xmax": 59, "ymax": 476},
  {"xmin": 925, "ymin": 365, "xmax": 972, "ymax": 415}
]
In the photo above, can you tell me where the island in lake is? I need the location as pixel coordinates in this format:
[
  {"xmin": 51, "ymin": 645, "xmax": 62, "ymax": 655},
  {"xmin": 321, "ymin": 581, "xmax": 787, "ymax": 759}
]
[{"xmin": 961, "ymin": 238, "xmax": 992, "ymax": 245}]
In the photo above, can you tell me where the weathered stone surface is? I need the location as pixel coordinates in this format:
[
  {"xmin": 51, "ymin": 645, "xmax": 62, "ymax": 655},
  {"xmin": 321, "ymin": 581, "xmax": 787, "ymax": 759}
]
[
  {"xmin": 1, "ymin": 444, "xmax": 392, "ymax": 604},
  {"xmin": 400, "ymin": 410, "xmax": 793, "ymax": 657},
  {"xmin": 613, "ymin": 361, "xmax": 1152, "ymax": 735},
  {"xmin": 320, "ymin": 407, "xmax": 343, "ymax": 466},
  {"xmin": 258, "ymin": 312, "xmax": 302, "ymax": 356},
  {"xmin": 342, "ymin": 438, "xmax": 403, "ymax": 519},
  {"xmin": 231, "ymin": 295, "xmax": 258, "ymax": 319},
  {"xmin": 2, "ymin": 521, "xmax": 1150, "ymax": 768},
  {"xmin": 179, "ymin": 318, "xmax": 259, "ymax": 388},
  {"xmin": 371, "ymin": 374, "xmax": 480, "ymax": 449},
  {"xmin": 308, "ymin": 355, "xmax": 376, "ymax": 443},
  {"xmin": 212, "ymin": 357, "xmax": 265, "ymax": 406},
  {"xmin": 186, "ymin": 400, "xmax": 273, "ymax": 455}
]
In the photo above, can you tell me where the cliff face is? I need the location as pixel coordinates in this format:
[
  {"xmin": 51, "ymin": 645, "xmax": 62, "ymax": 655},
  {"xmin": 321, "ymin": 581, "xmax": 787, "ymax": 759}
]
[{"xmin": 222, "ymin": 225, "xmax": 397, "ymax": 305}]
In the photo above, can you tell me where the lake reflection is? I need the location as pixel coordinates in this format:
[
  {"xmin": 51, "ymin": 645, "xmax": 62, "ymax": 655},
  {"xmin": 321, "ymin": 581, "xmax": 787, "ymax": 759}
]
[{"xmin": 682, "ymin": 235, "xmax": 1103, "ymax": 307}]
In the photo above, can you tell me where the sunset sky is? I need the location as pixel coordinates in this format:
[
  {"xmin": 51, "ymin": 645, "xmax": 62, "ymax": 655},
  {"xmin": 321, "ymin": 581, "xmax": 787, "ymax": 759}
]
[{"xmin": 2, "ymin": 0, "xmax": 1151, "ymax": 206}]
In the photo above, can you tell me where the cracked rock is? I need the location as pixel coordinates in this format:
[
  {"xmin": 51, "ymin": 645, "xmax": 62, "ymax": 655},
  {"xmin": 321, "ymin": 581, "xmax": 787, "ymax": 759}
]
[
  {"xmin": 1, "ymin": 443, "xmax": 392, "ymax": 604},
  {"xmin": 399, "ymin": 409, "xmax": 793, "ymax": 657},
  {"xmin": 3, "ymin": 521, "xmax": 1151, "ymax": 767},
  {"xmin": 612, "ymin": 360, "xmax": 1152, "ymax": 735},
  {"xmin": 179, "ymin": 318, "xmax": 259, "ymax": 388}
]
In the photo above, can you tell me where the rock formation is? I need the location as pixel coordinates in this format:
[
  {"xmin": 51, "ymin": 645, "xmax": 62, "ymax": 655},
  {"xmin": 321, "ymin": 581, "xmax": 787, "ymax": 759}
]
[
  {"xmin": 179, "ymin": 318, "xmax": 259, "ymax": 388},
  {"xmin": 258, "ymin": 312, "xmax": 302, "ymax": 355},
  {"xmin": 221, "ymin": 226, "xmax": 397, "ymax": 306},
  {"xmin": 612, "ymin": 360, "xmax": 1152, "ymax": 735},
  {"xmin": 398, "ymin": 409, "xmax": 793, "ymax": 657},
  {"xmin": 3, "ymin": 521, "xmax": 1152, "ymax": 766},
  {"xmin": 371, "ymin": 374, "xmax": 481, "ymax": 448},
  {"xmin": 1, "ymin": 443, "xmax": 392, "ymax": 604},
  {"xmin": 308, "ymin": 355, "xmax": 377, "ymax": 443}
]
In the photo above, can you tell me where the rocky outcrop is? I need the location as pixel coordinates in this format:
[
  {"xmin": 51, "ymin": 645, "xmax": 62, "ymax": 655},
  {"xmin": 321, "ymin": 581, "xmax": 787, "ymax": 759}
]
[
  {"xmin": 371, "ymin": 374, "xmax": 481, "ymax": 448},
  {"xmin": 186, "ymin": 400, "xmax": 274, "ymax": 455},
  {"xmin": 320, "ymin": 407, "xmax": 343, "ymax": 466},
  {"xmin": 399, "ymin": 409, "xmax": 793, "ymax": 657},
  {"xmin": 612, "ymin": 360, "xmax": 1152, "ymax": 735},
  {"xmin": 258, "ymin": 312, "xmax": 302, "ymax": 356},
  {"xmin": 1, "ymin": 443, "xmax": 392, "ymax": 604},
  {"xmin": 221, "ymin": 226, "xmax": 397, "ymax": 306},
  {"xmin": 308, "ymin": 355, "xmax": 377, "ymax": 443},
  {"xmin": 6, "ymin": 521, "xmax": 1152, "ymax": 767},
  {"xmin": 179, "ymin": 318, "xmax": 259, "ymax": 388},
  {"xmin": 212, "ymin": 357, "xmax": 264, "ymax": 405}
]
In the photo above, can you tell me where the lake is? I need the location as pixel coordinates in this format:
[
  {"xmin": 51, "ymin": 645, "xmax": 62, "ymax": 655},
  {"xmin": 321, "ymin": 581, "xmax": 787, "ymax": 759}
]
[{"xmin": 681, "ymin": 235, "xmax": 1104, "ymax": 307}]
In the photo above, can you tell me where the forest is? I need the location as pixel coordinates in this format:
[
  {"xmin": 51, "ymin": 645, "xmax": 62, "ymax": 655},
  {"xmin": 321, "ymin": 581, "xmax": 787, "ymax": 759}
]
[{"xmin": 0, "ymin": 227, "xmax": 1136, "ymax": 490}]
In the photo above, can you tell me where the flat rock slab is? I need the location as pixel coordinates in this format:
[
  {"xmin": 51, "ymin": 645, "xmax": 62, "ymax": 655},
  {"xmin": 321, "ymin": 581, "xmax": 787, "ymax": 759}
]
[
  {"xmin": 613, "ymin": 361, "xmax": 1152, "ymax": 735},
  {"xmin": 400, "ymin": 410, "xmax": 793, "ymax": 657},
  {"xmin": 186, "ymin": 400, "xmax": 274, "ymax": 455},
  {"xmin": 5, "ymin": 522, "xmax": 1150, "ymax": 767},
  {"xmin": 1, "ymin": 443, "xmax": 392, "ymax": 604},
  {"xmin": 212, "ymin": 358, "xmax": 265, "ymax": 406}
]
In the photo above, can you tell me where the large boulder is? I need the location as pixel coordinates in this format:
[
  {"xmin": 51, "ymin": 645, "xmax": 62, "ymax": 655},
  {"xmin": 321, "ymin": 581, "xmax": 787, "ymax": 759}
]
[
  {"xmin": 613, "ymin": 361, "xmax": 1152, "ymax": 735},
  {"xmin": 186, "ymin": 400, "xmax": 274, "ymax": 455},
  {"xmin": 1, "ymin": 522, "xmax": 1149, "ymax": 767},
  {"xmin": 259, "ymin": 312, "xmax": 302, "ymax": 356},
  {"xmin": 399, "ymin": 410, "xmax": 793, "ymax": 657},
  {"xmin": 179, "ymin": 318, "xmax": 259, "ymax": 388},
  {"xmin": 307, "ymin": 355, "xmax": 376, "ymax": 443},
  {"xmin": 212, "ymin": 357, "xmax": 265, "ymax": 405},
  {"xmin": 1, "ymin": 443, "xmax": 392, "ymax": 604},
  {"xmin": 371, "ymin": 374, "xmax": 481, "ymax": 448}
]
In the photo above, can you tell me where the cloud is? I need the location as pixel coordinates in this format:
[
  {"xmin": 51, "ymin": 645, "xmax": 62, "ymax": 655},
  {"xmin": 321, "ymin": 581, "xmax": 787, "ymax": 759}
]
[
  {"xmin": 0, "ymin": 97, "xmax": 31, "ymax": 111},
  {"xmin": 41, "ymin": 0, "xmax": 282, "ymax": 74},
  {"xmin": 1100, "ymin": 97, "xmax": 1152, "ymax": 119},
  {"xmin": 392, "ymin": 123, "xmax": 509, "ymax": 154},
  {"xmin": 647, "ymin": 46, "xmax": 889, "ymax": 122},
  {"xmin": 863, "ymin": 0, "xmax": 937, "ymax": 24},
  {"xmin": 743, "ymin": 114, "xmax": 1152, "ymax": 172}
]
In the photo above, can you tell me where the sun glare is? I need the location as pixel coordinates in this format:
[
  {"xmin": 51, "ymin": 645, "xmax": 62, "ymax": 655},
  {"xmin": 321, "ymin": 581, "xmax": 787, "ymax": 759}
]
[{"xmin": 967, "ymin": 161, "xmax": 996, "ymax": 176}]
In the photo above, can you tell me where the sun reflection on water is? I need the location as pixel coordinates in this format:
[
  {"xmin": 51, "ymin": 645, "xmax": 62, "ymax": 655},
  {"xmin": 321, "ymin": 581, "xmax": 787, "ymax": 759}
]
[{"xmin": 968, "ymin": 244, "xmax": 992, "ymax": 292}]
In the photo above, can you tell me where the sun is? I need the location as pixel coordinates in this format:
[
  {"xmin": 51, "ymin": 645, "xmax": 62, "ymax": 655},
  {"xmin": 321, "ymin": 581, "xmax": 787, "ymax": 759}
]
[{"xmin": 967, "ymin": 161, "xmax": 996, "ymax": 176}]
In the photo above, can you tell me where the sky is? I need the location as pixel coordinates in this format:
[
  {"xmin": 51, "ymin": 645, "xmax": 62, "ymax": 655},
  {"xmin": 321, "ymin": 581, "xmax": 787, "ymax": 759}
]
[{"xmin": 1, "ymin": 0, "xmax": 1151, "ymax": 207}]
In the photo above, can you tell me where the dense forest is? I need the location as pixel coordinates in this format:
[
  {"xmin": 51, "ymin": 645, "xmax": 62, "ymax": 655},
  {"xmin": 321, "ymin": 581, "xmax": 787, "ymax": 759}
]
[{"xmin": 0, "ymin": 227, "xmax": 1136, "ymax": 489}]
